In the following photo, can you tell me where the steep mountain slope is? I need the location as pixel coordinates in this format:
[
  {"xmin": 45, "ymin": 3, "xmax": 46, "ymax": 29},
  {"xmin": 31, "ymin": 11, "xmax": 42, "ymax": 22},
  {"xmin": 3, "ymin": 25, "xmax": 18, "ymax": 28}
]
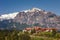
[
  {"xmin": 14, "ymin": 8, "xmax": 60, "ymax": 28},
  {"xmin": 0, "ymin": 8, "xmax": 60, "ymax": 30},
  {"xmin": 0, "ymin": 12, "xmax": 19, "ymax": 20}
]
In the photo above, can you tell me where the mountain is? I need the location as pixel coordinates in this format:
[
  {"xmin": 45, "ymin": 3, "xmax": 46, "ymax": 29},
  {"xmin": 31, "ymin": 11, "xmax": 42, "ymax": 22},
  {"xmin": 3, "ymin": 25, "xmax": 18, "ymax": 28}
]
[
  {"xmin": 0, "ymin": 12, "xmax": 19, "ymax": 20},
  {"xmin": 0, "ymin": 8, "xmax": 60, "ymax": 30}
]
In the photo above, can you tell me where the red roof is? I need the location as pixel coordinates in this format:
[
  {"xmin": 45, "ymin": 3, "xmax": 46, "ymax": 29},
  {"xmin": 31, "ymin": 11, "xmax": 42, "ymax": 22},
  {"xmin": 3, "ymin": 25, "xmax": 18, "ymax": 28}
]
[
  {"xmin": 33, "ymin": 26, "xmax": 42, "ymax": 31},
  {"xmin": 41, "ymin": 28, "xmax": 57, "ymax": 31},
  {"xmin": 24, "ymin": 26, "xmax": 57, "ymax": 31},
  {"xmin": 25, "ymin": 27, "xmax": 32, "ymax": 31}
]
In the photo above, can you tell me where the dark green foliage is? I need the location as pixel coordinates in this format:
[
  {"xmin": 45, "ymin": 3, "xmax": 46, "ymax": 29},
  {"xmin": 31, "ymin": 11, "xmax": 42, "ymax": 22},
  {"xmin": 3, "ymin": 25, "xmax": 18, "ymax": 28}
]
[
  {"xmin": 31, "ymin": 28, "xmax": 36, "ymax": 34},
  {"xmin": 0, "ymin": 29, "xmax": 59, "ymax": 40},
  {"xmin": 31, "ymin": 37, "xmax": 44, "ymax": 40},
  {"xmin": 44, "ymin": 32, "xmax": 53, "ymax": 37},
  {"xmin": 52, "ymin": 29, "xmax": 57, "ymax": 36},
  {"xmin": 19, "ymin": 33, "xmax": 31, "ymax": 40},
  {"xmin": 55, "ymin": 33, "xmax": 60, "ymax": 38}
]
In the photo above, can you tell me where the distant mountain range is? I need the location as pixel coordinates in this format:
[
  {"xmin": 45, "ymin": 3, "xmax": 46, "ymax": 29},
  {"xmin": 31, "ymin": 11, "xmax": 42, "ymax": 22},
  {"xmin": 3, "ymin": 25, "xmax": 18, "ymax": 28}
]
[{"xmin": 0, "ymin": 8, "xmax": 60, "ymax": 30}]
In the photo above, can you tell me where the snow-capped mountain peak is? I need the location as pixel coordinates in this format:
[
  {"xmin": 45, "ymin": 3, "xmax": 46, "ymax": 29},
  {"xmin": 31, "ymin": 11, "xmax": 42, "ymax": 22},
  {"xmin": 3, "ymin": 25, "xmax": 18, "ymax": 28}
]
[
  {"xmin": 0, "ymin": 12, "xmax": 19, "ymax": 20},
  {"xmin": 24, "ymin": 8, "xmax": 43, "ymax": 13},
  {"xmin": 24, "ymin": 9, "xmax": 30, "ymax": 13},
  {"xmin": 32, "ymin": 8, "xmax": 42, "ymax": 11},
  {"xmin": 0, "ymin": 8, "xmax": 60, "ymax": 30}
]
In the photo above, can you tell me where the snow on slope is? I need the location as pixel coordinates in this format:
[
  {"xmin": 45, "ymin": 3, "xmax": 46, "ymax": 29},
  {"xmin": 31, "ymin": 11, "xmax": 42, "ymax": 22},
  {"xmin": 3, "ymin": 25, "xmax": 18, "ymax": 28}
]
[
  {"xmin": 0, "ymin": 12, "xmax": 19, "ymax": 20},
  {"xmin": 0, "ymin": 8, "xmax": 43, "ymax": 20},
  {"xmin": 24, "ymin": 8, "xmax": 43, "ymax": 12}
]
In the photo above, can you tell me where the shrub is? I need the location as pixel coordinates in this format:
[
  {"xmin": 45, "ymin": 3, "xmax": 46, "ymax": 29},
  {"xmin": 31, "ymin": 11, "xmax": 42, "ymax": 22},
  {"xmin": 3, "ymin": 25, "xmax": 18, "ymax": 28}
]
[
  {"xmin": 31, "ymin": 37, "xmax": 44, "ymax": 40},
  {"xmin": 44, "ymin": 32, "xmax": 53, "ymax": 37},
  {"xmin": 55, "ymin": 33, "xmax": 60, "ymax": 38},
  {"xmin": 31, "ymin": 29, "xmax": 36, "ymax": 34},
  {"xmin": 52, "ymin": 29, "xmax": 57, "ymax": 36},
  {"xmin": 19, "ymin": 33, "xmax": 31, "ymax": 40}
]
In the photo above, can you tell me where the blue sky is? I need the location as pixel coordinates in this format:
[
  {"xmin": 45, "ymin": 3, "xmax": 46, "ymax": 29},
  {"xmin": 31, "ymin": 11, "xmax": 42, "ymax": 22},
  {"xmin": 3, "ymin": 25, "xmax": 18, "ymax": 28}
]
[{"xmin": 0, "ymin": 0, "xmax": 60, "ymax": 15}]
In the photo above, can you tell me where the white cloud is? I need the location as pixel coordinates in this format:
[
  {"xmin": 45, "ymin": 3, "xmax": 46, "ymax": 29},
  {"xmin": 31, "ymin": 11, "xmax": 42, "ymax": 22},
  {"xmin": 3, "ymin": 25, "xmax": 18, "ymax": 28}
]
[{"xmin": 0, "ymin": 12, "xmax": 19, "ymax": 19}]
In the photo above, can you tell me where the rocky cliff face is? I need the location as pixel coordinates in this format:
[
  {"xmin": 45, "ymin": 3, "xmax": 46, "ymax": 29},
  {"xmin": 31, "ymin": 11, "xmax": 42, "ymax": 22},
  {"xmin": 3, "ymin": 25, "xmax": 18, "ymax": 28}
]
[
  {"xmin": 0, "ymin": 8, "xmax": 60, "ymax": 30},
  {"xmin": 14, "ymin": 8, "xmax": 60, "ymax": 28}
]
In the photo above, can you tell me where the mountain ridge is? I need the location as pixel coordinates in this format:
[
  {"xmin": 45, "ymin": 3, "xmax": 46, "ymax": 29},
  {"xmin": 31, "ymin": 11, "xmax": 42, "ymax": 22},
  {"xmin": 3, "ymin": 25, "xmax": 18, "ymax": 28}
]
[{"xmin": 0, "ymin": 8, "xmax": 60, "ymax": 30}]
